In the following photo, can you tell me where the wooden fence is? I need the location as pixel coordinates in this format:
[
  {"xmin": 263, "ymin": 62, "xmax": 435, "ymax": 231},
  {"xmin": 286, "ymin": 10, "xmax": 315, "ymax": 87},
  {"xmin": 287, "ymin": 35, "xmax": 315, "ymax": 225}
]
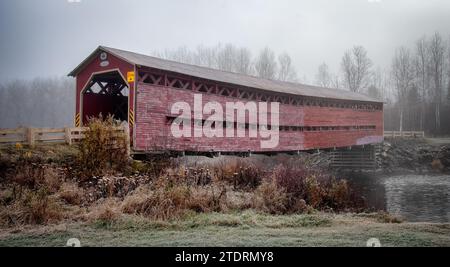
[
  {"xmin": 0, "ymin": 126, "xmax": 129, "ymax": 147},
  {"xmin": 384, "ymin": 131, "xmax": 425, "ymax": 138}
]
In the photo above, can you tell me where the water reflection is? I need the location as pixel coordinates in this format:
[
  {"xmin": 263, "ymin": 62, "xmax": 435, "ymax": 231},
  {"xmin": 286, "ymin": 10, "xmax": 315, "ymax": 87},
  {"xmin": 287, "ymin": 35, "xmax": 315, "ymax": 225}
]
[{"xmin": 344, "ymin": 173, "xmax": 450, "ymax": 223}]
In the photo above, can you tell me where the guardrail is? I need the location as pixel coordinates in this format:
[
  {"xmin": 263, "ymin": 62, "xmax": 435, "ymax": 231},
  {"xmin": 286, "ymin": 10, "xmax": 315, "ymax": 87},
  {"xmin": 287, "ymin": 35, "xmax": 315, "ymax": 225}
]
[
  {"xmin": 0, "ymin": 126, "xmax": 128, "ymax": 147},
  {"xmin": 384, "ymin": 131, "xmax": 425, "ymax": 138}
]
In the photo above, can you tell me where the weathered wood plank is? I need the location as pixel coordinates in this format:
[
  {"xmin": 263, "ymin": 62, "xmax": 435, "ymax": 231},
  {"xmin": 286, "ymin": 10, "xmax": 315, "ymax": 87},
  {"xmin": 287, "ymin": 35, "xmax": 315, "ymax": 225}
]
[
  {"xmin": 0, "ymin": 128, "xmax": 26, "ymax": 135},
  {"xmin": 34, "ymin": 128, "xmax": 66, "ymax": 134},
  {"xmin": 35, "ymin": 136, "xmax": 66, "ymax": 142},
  {"xmin": 0, "ymin": 137, "xmax": 26, "ymax": 143}
]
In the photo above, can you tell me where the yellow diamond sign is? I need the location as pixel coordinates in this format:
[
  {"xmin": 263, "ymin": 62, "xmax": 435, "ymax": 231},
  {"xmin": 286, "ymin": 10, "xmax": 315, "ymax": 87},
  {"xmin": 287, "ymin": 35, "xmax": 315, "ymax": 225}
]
[{"xmin": 127, "ymin": 71, "xmax": 135, "ymax": 83}]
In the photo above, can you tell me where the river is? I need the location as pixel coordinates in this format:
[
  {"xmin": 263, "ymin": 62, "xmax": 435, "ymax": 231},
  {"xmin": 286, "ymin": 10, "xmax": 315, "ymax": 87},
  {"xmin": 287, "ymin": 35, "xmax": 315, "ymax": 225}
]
[{"xmin": 345, "ymin": 173, "xmax": 450, "ymax": 223}]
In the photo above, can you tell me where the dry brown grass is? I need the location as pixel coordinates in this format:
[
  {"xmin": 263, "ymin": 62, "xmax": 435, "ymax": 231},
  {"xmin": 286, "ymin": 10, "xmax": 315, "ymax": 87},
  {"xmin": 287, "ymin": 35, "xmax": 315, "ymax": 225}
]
[
  {"xmin": 0, "ymin": 188, "xmax": 64, "ymax": 226},
  {"xmin": 210, "ymin": 158, "xmax": 263, "ymax": 190},
  {"xmin": 373, "ymin": 211, "xmax": 404, "ymax": 224},
  {"xmin": 75, "ymin": 115, "xmax": 129, "ymax": 182},
  {"xmin": 121, "ymin": 176, "xmax": 229, "ymax": 220},
  {"xmin": 431, "ymin": 159, "xmax": 444, "ymax": 171},
  {"xmin": 121, "ymin": 184, "xmax": 191, "ymax": 220},
  {"xmin": 252, "ymin": 180, "xmax": 289, "ymax": 215},
  {"xmin": 9, "ymin": 155, "xmax": 63, "ymax": 194},
  {"xmin": 58, "ymin": 182, "xmax": 84, "ymax": 206},
  {"xmin": 84, "ymin": 198, "xmax": 121, "ymax": 227},
  {"xmin": 0, "ymin": 149, "xmax": 69, "ymax": 227}
]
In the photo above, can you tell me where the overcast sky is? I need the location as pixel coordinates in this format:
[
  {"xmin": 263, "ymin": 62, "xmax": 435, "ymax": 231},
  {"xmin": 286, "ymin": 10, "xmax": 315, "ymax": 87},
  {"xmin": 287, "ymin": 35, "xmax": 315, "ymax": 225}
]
[{"xmin": 0, "ymin": 0, "xmax": 449, "ymax": 84}]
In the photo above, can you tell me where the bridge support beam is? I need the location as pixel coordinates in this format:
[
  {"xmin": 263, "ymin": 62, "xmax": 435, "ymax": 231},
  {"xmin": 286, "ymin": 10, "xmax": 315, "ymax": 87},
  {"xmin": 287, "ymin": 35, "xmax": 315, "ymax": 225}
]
[{"xmin": 330, "ymin": 145, "xmax": 380, "ymax": 170}]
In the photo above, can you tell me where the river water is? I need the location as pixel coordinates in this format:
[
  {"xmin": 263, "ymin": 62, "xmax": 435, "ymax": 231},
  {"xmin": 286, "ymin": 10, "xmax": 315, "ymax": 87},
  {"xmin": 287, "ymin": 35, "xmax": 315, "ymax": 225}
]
[{"xmin": 345, "ymin": 173, "xmax": 450, "ymax": 223}]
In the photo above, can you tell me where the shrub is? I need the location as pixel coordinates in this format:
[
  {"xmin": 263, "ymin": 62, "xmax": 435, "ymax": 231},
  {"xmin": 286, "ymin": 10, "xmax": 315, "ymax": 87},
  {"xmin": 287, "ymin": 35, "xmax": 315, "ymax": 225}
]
[
  {"xmin": 212, "ymin": 158, "xmax": 263, "ymax": 190},
  {"xmin": 304, "ymin": 175, "xmax": 326, "ymax": 209},
  {"xmin": 9, "ymin": 155, "xmax": 63, "ymax": 195},
  {"xmin": 431, "ymin": 159, "xmax": 444, "ymax": 171},
  {"xmin": 0, "ymin": 152, "xmax": 11, "ymax": 184},
  {"xmin": 132, "ymin": 156, "xmax": 174, "ymax": 177},
  {"xmin": 188, "ymin": 185, "xmax": 228, "ymax": 213},
  {"xmin": 59, "ymin": 182, "xmax": 84, "ymax": 206},
  {"xmin": 271, "ymin": 164, "xmax": 308, "ymax": 199},
  {"xmin": 252, "ymin": 180, "xmax": 289, "ymax": 215},
  {"xmin": 326, "ymin": 179, "xmax": 351, "ymax": 210},
  {"xmin": 75, "ymin": 115, "xmax": 129, "ymax": 181},
  {"xmin": 261, "ymin": 164, "xmax": 364, "ymax": 213},
  {"xmin": 0, "ymin": 188, "xmax": 63, "ymax": 226}
]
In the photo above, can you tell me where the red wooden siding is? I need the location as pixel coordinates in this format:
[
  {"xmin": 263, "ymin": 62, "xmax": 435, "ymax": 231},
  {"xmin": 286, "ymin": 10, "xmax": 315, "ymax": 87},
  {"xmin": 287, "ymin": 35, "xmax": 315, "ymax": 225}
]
[{"xmin": 134, "ymin": 81, "xmax": 383, "ymax": 152}]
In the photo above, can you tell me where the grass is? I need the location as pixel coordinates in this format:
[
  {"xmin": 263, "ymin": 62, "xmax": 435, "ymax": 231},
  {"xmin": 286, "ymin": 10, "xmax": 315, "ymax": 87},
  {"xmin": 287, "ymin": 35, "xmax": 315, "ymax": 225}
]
[{"xmin": 0, "ymin": 211, "xmax": 449, "ymax": 247}]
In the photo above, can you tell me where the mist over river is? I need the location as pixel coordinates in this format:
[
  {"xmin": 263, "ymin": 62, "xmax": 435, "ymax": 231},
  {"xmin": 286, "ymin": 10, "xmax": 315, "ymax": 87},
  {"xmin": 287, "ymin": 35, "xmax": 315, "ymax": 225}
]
[{"xmin": 346, "ymin": 173, "xmax": 450, "ymax": 223}]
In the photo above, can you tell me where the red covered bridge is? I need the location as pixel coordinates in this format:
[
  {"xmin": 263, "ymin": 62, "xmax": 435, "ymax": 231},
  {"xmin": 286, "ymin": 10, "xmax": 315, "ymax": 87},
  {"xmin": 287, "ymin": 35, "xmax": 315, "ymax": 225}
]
[{"xmin": 69, "ymin": 46, "xmax": 383, "ymax": 155}]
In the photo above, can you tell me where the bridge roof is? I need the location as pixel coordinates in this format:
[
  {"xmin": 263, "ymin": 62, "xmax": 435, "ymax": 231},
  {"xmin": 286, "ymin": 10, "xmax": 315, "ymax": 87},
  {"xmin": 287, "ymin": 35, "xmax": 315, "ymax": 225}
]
[{"xmin": 69, "ymin": 46, "xmax": 383, "ymax": 103}]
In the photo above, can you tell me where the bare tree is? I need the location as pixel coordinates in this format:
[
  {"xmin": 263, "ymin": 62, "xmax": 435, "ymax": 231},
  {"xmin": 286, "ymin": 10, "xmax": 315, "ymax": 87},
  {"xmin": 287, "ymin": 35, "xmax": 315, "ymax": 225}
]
[
  {"xmin": 367, "ymin": 69, "xmax": 384, "ymax": 100},
  {"xmin": 341, "ymin": 46, "xmax": 373, "ymax": 92},
  {"xmin": 428, "ymin": 32, "xmax": 446, "ymax": 133},
  {"xmin": 254, "ymin": 47, "xmax": 277, "ymax": 80},
  {"xmin": 331, "ymin": 75, "xmax": 341, "ymax": 89},
  {"xmin": 391, "ymin": 47, "xmax": 415, "ymax": 132},
  {"xmin": 154, "ymin": 46, "xmax": 194, "ymax": 65},
  {"xmin": 217, "ymin": 43, "xmax": 236, "ymax": 72},
  {"xmin": 194, "ymin": 45, "xmax": 218, "ymax": 68},
  {"xmin": 315, "ymin": 62, "xmax": 332, "ymax": 88},
  {"xmin": 370, "ymin": 68, "xmax": 390, "ymax": 101},
  {"xmin": 234, "ymin": 47, "xmax": 253, "ymax": 75},
  {"xmin": 447, "ymin": 36, "xmax": 450, "ymax": 101},
  {"xmin": 414, "ymin": 36, "xmax": 430, "ymax": 130},
  {"xmin": 277, "ymin": 53, "xmax": 297, "ymax": 82}
]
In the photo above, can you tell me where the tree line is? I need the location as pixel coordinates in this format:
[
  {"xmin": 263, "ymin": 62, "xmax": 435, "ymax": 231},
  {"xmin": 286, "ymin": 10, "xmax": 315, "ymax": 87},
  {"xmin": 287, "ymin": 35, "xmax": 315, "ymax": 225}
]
[
  {"xmin": 0, "ymin": 77, "xmax": 74, "ymax": 128},
  {"xmin": 152, "ymin": 44, "xmax": 298, "ymax": 82},
  {"xmin": 314, "ymin": 32, "xmax": 450, "ymax": 136}
]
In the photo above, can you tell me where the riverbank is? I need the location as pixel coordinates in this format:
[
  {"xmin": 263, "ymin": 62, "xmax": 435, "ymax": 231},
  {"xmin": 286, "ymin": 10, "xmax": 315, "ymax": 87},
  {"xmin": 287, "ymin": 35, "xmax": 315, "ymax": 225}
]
[
  {"xmin": 1, "ymin": 211, "xmax": 449, "ymax": 247},
  {"xmin": 380, "ymin": 138, "xmax": 450, "ymax": 174}
]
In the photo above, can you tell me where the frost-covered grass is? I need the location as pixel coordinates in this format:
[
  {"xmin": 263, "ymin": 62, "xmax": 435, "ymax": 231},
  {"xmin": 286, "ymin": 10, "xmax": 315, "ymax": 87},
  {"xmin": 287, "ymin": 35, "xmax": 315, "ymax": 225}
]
[{"xmin": 1, "ymin": 211, "xmax": 449, "ymax": 247}]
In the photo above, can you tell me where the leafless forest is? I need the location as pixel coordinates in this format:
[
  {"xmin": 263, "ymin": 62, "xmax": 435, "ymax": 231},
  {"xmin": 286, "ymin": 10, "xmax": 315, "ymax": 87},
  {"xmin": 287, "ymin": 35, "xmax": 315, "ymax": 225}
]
[
  {"xmin": 0, "ymin": 77, "xmax": 74, "ymax": 128},
  {"xmin": 1, "ymin": 33, "xmax": 450, "ymax": 135}
]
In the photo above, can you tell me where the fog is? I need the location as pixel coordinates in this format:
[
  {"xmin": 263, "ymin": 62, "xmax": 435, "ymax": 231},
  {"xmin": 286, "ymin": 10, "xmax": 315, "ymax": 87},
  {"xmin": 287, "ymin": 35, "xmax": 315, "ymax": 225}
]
[
  {"xmin": 1, "ymin": 0, "xmax": 450, "ymax": 82},
  {"xmin": 1, "ymin": 0, "xmax": 450, "ymax": 134}
]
